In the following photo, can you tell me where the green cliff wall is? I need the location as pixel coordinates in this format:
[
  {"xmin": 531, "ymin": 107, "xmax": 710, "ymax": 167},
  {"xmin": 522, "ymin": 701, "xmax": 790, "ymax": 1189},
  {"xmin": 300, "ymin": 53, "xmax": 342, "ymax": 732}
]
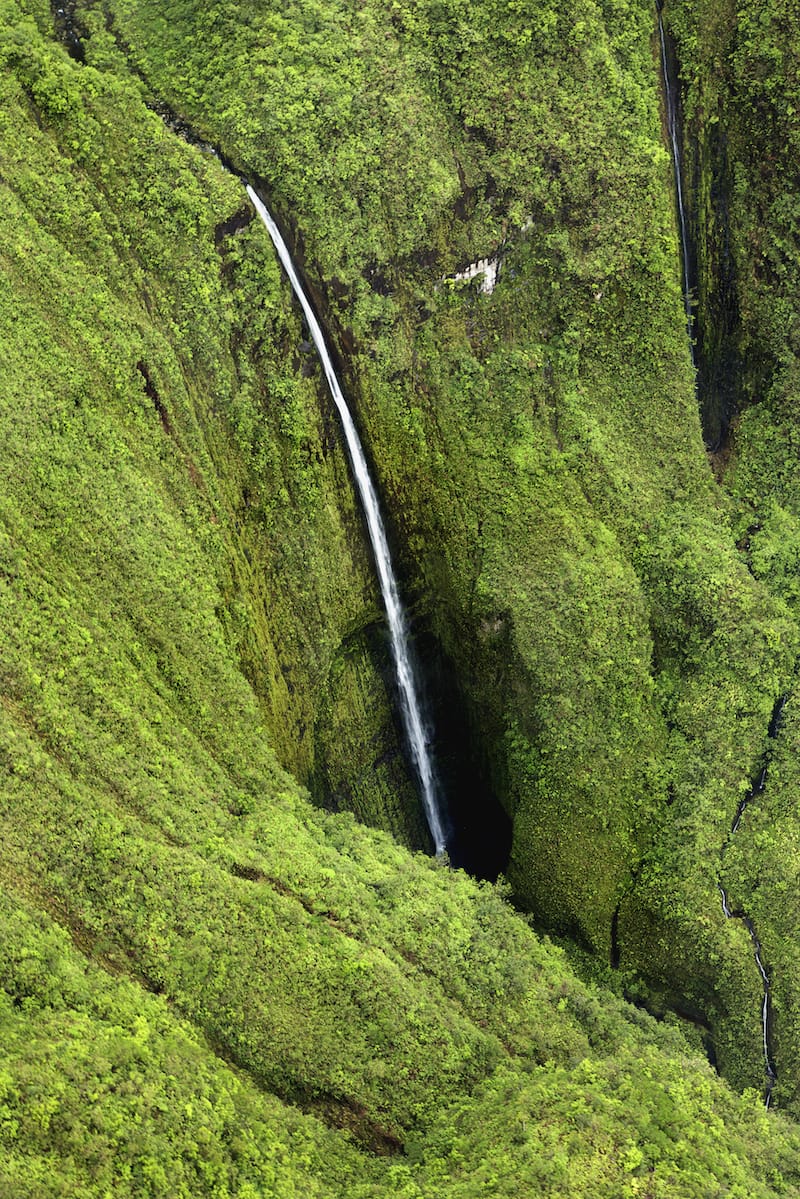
[
  {"xmin": 1, "ymin": 0, "xmax": 430, "ymax": 850},
  {"xmin": 665, "ymin": 0, "xmax": 800, "ymax": 1110},
  {"xmin": 92, "ymin": 0, "xmax": 800, "ymax": 1098},
  {"xmin": 5, "ymin": 2, "xmax": 800, "ymax": 1191}
]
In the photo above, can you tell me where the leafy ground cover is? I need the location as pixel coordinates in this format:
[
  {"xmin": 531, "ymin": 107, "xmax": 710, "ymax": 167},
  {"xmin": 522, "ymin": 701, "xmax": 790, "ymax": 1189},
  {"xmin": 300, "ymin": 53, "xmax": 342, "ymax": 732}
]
[
  {"xmin": 92, "ymin": 0, "xmax": 800, "ymax": 1097},
  {"xmin": 4, "ymin": 0, "xmax": 800, "ymax": 1193}
]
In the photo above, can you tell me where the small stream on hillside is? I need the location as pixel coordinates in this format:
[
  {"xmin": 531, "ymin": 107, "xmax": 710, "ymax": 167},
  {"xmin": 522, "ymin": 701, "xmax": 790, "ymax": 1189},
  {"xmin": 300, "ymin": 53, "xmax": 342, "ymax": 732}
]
[
  {"xmin": 717, "ymin": 695, "xmax": 786, "ymax": 1108},
  {"xmin": 657, "ymin": 0, "xmax": 782, "ymax": 1107}
]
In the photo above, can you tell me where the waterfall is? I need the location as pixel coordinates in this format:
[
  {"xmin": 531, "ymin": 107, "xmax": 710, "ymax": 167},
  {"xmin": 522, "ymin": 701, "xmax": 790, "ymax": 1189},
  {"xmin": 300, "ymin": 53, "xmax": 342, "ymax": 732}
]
[
  {"xmin": 658, "ymin": 6, "xmax": 695, "ymax": 360},
  {"xmin": 246, "ymin": 185, "xmax": 447, "ymax": 855}
]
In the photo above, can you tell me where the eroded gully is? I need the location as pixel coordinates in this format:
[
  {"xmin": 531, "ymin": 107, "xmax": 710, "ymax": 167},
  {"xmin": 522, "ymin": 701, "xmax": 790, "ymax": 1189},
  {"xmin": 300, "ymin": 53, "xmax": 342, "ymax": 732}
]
[
  {"xmin": 657, "ymin": 1, "xmax": 784, "ymax": 1107},
  {"xmin": 718, "ymin": 696, "xmax": 786, "ymax": 1107}
]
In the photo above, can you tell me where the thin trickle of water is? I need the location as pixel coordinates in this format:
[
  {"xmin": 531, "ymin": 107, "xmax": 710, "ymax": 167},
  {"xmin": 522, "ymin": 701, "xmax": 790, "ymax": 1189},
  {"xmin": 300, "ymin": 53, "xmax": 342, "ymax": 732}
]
[
  {"xmin": 747, "ymin": 920, "xmax": 778, "ymax": 1105},
  {"xmin": 658, "ymin": 7, "xmax": 694, "ymax": 359},
  {"xmin": 719, "ymin": 884, "xmax": 732, "ymax": 919},
  {"xmin": 658, "ymin": 1, "xmax": 781, "ymax": 1107},
  {"xmin": 718, "ymin": 695, "xmax": 787, "ymax": 1106},
  {"xmin": 731, "ymin": 763, "xmax": 767, "ymax": 834},
  {"xmin": 246, "ymin": 185, "xmax": 447, "ymax": 855},
  {"xmin": 719, "ymin": 886, "xmax": 776, "ymax": 1105}
]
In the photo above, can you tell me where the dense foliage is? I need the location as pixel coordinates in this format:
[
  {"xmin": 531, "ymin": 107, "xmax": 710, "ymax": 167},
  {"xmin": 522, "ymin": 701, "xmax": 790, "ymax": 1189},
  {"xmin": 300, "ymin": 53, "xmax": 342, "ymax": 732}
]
[
  {"xmin": 93, "ymin": 0, "xmax": 800, "ymax": 1097},
  {"xmin": 4, "ymin": 0, "xmax": 800, "ymax": 1192},
  {"xmin": 665, "ymin": 0, "xmax": 800, "ymax": 1110}
]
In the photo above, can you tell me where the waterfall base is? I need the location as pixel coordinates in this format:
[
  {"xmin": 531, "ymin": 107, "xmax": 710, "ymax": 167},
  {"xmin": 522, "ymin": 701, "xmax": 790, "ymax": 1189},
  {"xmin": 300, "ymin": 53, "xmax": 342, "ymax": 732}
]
[{"xmin": 418, "ymin": 632, "xmax": 512, "ymax": 880}]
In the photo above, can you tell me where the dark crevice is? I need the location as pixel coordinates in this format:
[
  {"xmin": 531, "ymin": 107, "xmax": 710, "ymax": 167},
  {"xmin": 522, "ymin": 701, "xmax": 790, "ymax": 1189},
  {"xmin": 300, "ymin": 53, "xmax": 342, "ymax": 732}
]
[
  {"xmin": 225, "ymin": 862, "xmax": 354, "ymax": 934},
  {"xmin": 672, "ymin": 1005, "xmax": 713, "ymax": 1035},
  {"xmin": 50, "ymin": 0, "xmax": 85, "ymax": 62},
  {"xmin": 416, "ymin": 629, "xmax": 512, "ymax": 881},
  {"xmin": 622, "ymin": 987, "xmax": 718, "ymax": 1073},
  {"xmin": 196, "ymin": 1018, "xmax": 404, "ymax": 1154},
  {"xmin": 692, "ymin": 122, "xmax": 740, "ymax": 454},
  {"xmin": 136, "ymin": 360, "xmax": 173, "ymax": 435},
  {"xmin": 198, "ymin": 1014, "xmax": 404, "ymax": 1153},
  {"xmin": 657, "ymin": 5, "xmax": 738, "ymax": 452},
  {"xmin": 768, "ymin": 693, "xmax": 787, "ymax": 739},
  {"xmin": 304, "ymin": 1097, "xmax": 403, "ymax": 1156},
  {"xmin": 214, "ymin": 204, "xmax": 253, "ymax": 245},
  {"xmin": 660, "ymin": 0, "xmax": 787, "ymax": 1103},
  {"xmin": 731, "ymin": 693, "xmax": 787, "ymax": 833},
  {"xmin": 657, "ymin": 8, "xmax": 697, "ymax": 353}
]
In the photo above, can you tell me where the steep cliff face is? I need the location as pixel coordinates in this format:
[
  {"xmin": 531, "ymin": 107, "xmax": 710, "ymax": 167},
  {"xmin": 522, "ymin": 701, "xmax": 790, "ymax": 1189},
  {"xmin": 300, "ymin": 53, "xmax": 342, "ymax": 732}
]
[
  {"xmin": 85, "ymin": 0, "xmax": 800, "ymax": 1097},
  {"xmin": 1, "ymin": 0, "xmax": 432, "ymax": 849},
  {"xmin": 6, "ymin": 2, "xmax": 800, "ymax": 1185},
  {"xmin": 664, "ymin": 0, "xmax": 800, "ymax": 1110}
]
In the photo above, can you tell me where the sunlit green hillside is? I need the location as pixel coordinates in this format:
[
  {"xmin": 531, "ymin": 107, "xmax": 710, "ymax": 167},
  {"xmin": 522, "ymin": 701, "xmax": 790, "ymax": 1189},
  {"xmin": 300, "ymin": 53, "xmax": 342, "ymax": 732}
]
[{"xmin": 4, "ymin": 0, "xmax": 800, "ymax": 1193}]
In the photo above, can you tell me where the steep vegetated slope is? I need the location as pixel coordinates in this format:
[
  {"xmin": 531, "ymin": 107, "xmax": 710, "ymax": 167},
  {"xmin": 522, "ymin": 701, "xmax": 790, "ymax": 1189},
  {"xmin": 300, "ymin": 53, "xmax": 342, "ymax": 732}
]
[
  {"xmin": 4, "ymin": 0, "xmax": 800, "ymax": 1193},
  {"xmin": 0, "ymin": 0, "xmax": 432, "ymax": 848},
  {"xmin": 92, "ymin": 0, "xmax": 800, "ymax": 1095},
  {"xmin": 665, "ymin": 0, "xmax": 800, "ymax": 1111}
]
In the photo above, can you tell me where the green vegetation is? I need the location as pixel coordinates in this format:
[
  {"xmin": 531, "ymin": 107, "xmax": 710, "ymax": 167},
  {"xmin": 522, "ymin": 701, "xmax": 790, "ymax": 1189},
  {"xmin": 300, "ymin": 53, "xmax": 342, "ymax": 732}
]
[
  {"xmin": 5, "ymin": 0, "xmax": 800, "ymax": 1192},
  {"xmin": 0, "ymin": 0, "xmax": 429, "ymax": 849},
  {"xmin": 94, "ymin": 0, "xmax": 800, "ymax": 1096},
  {"xmin": 663, "ymin": 0, "xmax": 800, "ymax": 1111}
]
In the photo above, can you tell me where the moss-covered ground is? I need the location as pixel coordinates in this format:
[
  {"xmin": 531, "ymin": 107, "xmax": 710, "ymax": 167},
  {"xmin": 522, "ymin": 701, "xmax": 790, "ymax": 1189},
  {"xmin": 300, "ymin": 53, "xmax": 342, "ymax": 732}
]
[{"xmin": 5, "ymin": 0, "xmax": 800, "ymax": 1192}]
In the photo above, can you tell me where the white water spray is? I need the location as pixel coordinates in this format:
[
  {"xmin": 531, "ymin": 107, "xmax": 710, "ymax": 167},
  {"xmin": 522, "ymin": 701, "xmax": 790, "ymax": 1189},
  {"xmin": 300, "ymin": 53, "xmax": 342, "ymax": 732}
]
[{"xmin": 246, "ymin": 185, "xmax": 447, "ymax": 854}]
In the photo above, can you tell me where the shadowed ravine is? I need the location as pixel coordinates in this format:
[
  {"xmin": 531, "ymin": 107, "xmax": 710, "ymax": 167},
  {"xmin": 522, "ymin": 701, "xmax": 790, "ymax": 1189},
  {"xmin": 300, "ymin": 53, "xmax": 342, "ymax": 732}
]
[
  {"xmin": 84, "ymin": 15, "xmax": 504, "ymax": 871},
  {"xmin": 658, "ymin": 1, "xmax": 782, "ymax": 1105},
  {"xmin": 657, "ymin": 1, "xmax": 695, "ymax": 361}
]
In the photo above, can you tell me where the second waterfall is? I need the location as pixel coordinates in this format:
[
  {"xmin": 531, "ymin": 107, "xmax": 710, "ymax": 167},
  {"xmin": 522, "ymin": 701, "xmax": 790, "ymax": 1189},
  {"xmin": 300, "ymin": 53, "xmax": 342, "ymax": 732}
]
[{"xmin": 246, "ymin": 185, "xmax": 448, "ymax": 855}]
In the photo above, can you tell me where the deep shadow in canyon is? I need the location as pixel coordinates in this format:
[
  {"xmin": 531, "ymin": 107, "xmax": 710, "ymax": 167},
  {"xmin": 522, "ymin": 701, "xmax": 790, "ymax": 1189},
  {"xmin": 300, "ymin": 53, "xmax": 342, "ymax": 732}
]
[
  {"xmin": 415, "ymin": 629, "xmax": 513, "ymax": 881},
  {"xmin": 659, "ymin": 7, "xmax": 743, "ymax": 454}
]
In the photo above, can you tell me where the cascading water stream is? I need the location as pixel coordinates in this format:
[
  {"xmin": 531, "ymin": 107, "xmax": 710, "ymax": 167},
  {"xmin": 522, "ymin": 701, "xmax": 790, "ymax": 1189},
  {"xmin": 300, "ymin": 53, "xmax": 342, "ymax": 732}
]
[
  {"xmin": 657, "ymin": 3, "xmax": 695, "ymax": 361},
  {"xmin": 719, "ymin": 885, "xmax": 778, "ymax": 1106},
  {"xmin": 246, "ymin": 185, "xmax": 447, "ymax": 855},
  {"xmin": 716, "ymin": 693, "xmax": 787, "ymax": 1108},
  {"xmin": 45, "ymin": 1, "xmax": 450, "ymax": 860}
]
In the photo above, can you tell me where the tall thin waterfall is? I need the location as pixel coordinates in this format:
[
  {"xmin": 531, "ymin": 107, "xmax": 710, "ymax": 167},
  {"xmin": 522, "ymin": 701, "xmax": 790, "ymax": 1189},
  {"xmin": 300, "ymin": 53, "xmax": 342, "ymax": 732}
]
[
  {"xmin": 658, "ymin": 6, "xmax": 695, "ymax": 361},
  {"xmin": 246, "ymin": 185, "xmax": 447, "ymax": 855}
]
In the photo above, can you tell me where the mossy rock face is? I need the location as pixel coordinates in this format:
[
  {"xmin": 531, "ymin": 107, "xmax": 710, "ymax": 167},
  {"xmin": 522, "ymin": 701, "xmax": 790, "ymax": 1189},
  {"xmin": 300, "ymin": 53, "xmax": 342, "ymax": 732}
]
[
  {"xmin": 80, "ymin": 0, "xmax": 800, "ymax": 1090},
  {"xmin": 310, "ymin": 621, "xmax": 430, "ymax": 849},
  {"xmin": 662, "ymin": 0, "xmax": 800, "ymax": 1114},
  {"xmin": 0, "ymin": 0, "xmax": 420, "ymax": 845},
  {"xmin": 7, "ymin": 1, "xmax": 800, "ymax": 1191},
  {"xmin": 7, "ymin": 0, "xmax": 800, "ymax": 1132}
]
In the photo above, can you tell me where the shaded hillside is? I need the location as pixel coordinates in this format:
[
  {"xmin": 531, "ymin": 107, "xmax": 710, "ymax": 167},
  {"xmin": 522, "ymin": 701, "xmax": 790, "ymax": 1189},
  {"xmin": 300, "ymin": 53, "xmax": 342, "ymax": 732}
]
[
  {"xmin": 4, "ymin": 1, "xmax": 800, "ymax": 1194},
  {"xmin": 665, "ymin": 0, "xmax": 800, "ymax": 1112},
  {"xmin": 92, "ymin": 0, "xmax": 800, "ymax": 1096}
]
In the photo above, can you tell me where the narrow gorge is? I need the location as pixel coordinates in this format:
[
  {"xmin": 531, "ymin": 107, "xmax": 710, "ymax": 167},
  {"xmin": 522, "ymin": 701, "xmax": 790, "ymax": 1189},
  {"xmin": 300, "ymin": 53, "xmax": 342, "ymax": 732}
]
[{"xmin": 658, "ymin": 1, "xmax": 789, "ymax": 1104}]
